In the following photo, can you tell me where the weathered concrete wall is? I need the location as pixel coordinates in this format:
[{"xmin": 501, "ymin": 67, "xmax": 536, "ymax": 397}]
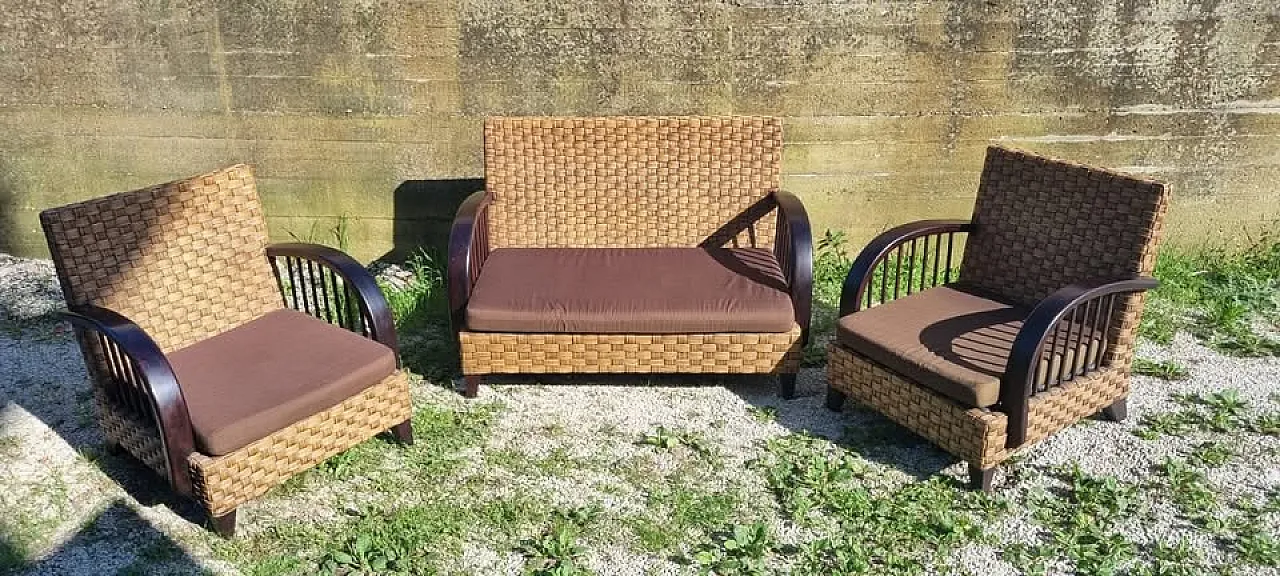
[{"xmin": 0, "ymin": 0, "xmax": 1276, "ymax": 261}]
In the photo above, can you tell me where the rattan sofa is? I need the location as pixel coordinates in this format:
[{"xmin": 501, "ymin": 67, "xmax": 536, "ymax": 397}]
[
  {"xmin": 41, "ymin": 165, "xmax": 413, "ymax": 536},
  {"xmin": 449, "ymin": 116, "xmax": 811, "ymax": 398},
  {"xmin": 826, "ymin": 146, "xmax": 1168, "ymax": 490}
]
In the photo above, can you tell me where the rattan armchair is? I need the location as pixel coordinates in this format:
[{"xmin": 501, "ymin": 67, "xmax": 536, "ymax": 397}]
[
  {"xmin": 826, "ymin": 147, "xmax": 1169, "ymax": 490},
  {"xmin": 40, "ymin": 165, "xmax": 413, "ymax": 537},
  {"xmin": 449, "ymin": 116, "xmax": 811, "ymax": 398}
]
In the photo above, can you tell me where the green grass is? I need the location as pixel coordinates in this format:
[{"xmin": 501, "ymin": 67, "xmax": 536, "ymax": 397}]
[
  {"xmin": 1133, "ymin": 389, "xmax": 1262, "ymax": 439},
  {"xmin": 1132, "ymin": 358, "xmax": 1191, "ymax": 381},
  {"xmin": 380, "ymin": 250, "xmax": 457, "ymax": 383},
  {"xmin": 215, "ymin": 401, "xmax": 504, "ymax": 575},
  {"xmin": 1018, "ymin": 464, "xmax": 1142, "ymax": 576},
  {"xmin": 517, "ymin": 507, "xmax": 599, "ymax": 576},
  {"xmin": 626, "ymin": 481, "xmax": 741, "ymax": 554},
  {"xmin": 757, "ymin": 433, "xmax": 1004, "ymax": 575},
  {"xmin": 1141, "ymin": 234, "xmax": 1280, "ymax": 354},
  {"xmin": 692, "ymin": 522, "xmax": 773, "ymax": 576}
]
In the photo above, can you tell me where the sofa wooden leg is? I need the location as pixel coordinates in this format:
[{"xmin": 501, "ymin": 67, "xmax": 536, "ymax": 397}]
[
  {"xmin": 390, "ymin": 419, "xmax": 414, "ymax": 445},
  {"xmin": 969, "ymin": 465, "xmax": 996, "ymax": 492},
  {"xmin": 1101, "ymin": 397, "xmax": 1127, "ymax": 422},
  {"xmin": 211, "ymin": 509, "xmax": 237, "ymax": 538},
  {"xmin": 779, "ymin": 374, "xmax": 797, "ymax": 399},
  {"xmin": 824, "ymin": 386, "xmax": 846, "ymax": 412},
  {"xmin": 462, "ymin": 375, "xmax": 482, "ymax": 398}
]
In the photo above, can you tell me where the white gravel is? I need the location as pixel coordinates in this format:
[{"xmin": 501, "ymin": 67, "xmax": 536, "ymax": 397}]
[{"xmin": 1, "ymin": 252, "xmax": 1277, "ymax": 575}]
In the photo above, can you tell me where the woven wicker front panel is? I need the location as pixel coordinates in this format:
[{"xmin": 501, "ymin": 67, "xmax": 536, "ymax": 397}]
[
  {"xmin": 961, "ymin": 147, "xmax": 1169, "ymax": 307},
  {"xmin": 460, "ymin": 325, "xmax": 803, "ymax": 375},
  {"xmin": 483, "ymin": 116, "xmax": 782, "ymax": 249},
  {"xmin": 828, "ymin": 344, "xmax": 1131, "ymax": 469},
  {"xmin": 827, "ymin": 344, "xmax": 1009, "ymax": 468},
  {"xmin": 188, "ymin": 371, "xmax": 412, "ymax": 516},
  {"xmin": 41, "ymin": 165, "xmax": 282, "ymax": 353}
]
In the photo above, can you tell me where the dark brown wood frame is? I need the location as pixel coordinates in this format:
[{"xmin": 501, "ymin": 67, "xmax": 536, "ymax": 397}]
[
  {"xmin": 999, "ymin": 276, "xmax": 1156, "ymax": 445},
  {"xmin": 831, "ymin": 220, "xmax": 1158, "ymax": 449},
  {"xmin": 61, "ymin": 306, "xmax": 196, "ymax": 495},
  {"xmin": 447, "ymin": 190, "xmax": 813, "ymax": 398},
  {"xmin": 59, "ymin": 242, "xmax": 408, "ymax": 522}
]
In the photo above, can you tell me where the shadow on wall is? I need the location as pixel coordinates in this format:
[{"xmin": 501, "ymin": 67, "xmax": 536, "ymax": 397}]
[
  {"xmin": 384, "ymin": 178, "xmax": 485, "ymax": 263},
  {"xmin": 0, "ymin": 156, "xmax": 20, "ymax": 256},
  {"xmin": 1, "ymin": 499, "xmax": 207, "ymax": 574}
]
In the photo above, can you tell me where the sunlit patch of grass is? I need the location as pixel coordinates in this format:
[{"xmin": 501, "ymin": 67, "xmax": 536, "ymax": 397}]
[
  {"xmin": 1142, "ymin": 234, "xmax": 1280, "ymax": 353},
  {"xmin": 1132, "ymin": 358, "xmax": 1190, "ymax": 381}
]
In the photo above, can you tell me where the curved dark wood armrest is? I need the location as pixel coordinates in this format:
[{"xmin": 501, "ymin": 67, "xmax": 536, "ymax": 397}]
[
  {"xmin": 838, "ymin": 220, "xmax": 972, "ymax": 316},
  {"xmin": 1000, "ymin": 276, "xmax": 1160, "ymax": 447},
  {"xmin": 266, "ymin": 243, "xmax": 397, "ymax": 354},
  {"xmin": 772, "ymin": 190, "xmax": 813, "ymax": 344},
  {"xmin": 61, "ymin": 306, "xmax": 195, "ymax": 495},
  {"xmin": 447, "ymin": 190, "xmax": 491, "ymax": 335}
]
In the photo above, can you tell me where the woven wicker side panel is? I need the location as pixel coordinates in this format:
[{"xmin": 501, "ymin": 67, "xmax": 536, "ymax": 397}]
[
  {"xmin": 460, "ymin": 325, "xmax": 803, "ymax": 375},
  {"xmin": 96, "ymin": 391, "xmax": 168, "ymax": 477},
  {"xmin": 827, "ymin": 345, "xmax": 1009, "ymax": 468},
  {"xmin": 483, "ymin": 116, "xmax": 782, "ymax": 249},
  {"xmin": 188, "ymin": 371, "xmax": 412, "ymax": 516},
  {"xmin": 1024, "ymin": 368, "xmax": 1129, "ymax": 446},
  {"xmin": 41, "ymin": 165, "xmax": 282, "ymax": 353}
]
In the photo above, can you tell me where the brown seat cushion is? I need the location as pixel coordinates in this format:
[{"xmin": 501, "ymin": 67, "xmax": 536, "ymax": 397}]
[
  {"xmin": 466, "ymin": 248, "xmax": 795, "ymax": 334},
  {"xmin": 836, "ymin": 285, "xmax": 1102, "ymax": 408},
  {"xmin": 169, "ymin": 309, "xmax": 397, "ymax": 456}
]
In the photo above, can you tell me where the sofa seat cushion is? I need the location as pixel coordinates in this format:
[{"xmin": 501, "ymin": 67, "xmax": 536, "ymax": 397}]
[
  {"xmin": 836, "ymin": 285, "xmax": 1103, "ymax": 408},
  {"xmin": 169, "ymin": 309, "xmax": 397, "ymax": 456},
  {"xmin": 466, "ymin": 247, "xmax": 795, "ymax": 334}
]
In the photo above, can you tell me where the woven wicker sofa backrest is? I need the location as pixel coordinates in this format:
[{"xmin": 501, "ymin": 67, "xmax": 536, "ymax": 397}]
[
  {"xmin": 41, "ymin": 165, "xmax": 282, "ymax": 353},
  {"xmin": 482, "ymin": 116, "xmax": 783, "ymax": 249},
  {"xmin": 959, "ymin": 146, "xmax": 1170, "ymax": 367}
]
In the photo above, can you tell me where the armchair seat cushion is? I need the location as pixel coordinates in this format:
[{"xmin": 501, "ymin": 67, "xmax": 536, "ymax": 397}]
[
  {"xmin": 466, "ymin": 248, "xmax": 795, "ymax": 334},
  {"xmin": 169, "ymin": 309, "xmax": 398, "ymax": 456},
  {"xmin": 836, "ymin": 285, "xmax": 1102, "ymax": 408}
]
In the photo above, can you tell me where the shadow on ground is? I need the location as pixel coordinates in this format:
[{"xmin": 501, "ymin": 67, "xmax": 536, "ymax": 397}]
[
  {"xmin": 0, "ymin": 333, "xmax": 206, "ymax": 533},
  {"xmin": 1, "ymin": 499, "xmax": 207, "ymax": 575}
]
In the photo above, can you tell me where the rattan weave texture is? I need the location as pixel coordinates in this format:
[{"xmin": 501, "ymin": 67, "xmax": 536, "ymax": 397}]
[
  {"xmin": 462, "ymin": 116, "xmax": 803, "ymax": 382},
  {"xmin": 40, "ymin": 165, "xmax": 282, "ymax": 353},
  {"xmin": 43, "ymin": 164, "xmax": 413, "ymax": 532},
  {"xmin": 828, "ymin": 345, "xmax": 1008, "ymax": 466},
  {"xmin": 190, "ymin": 371, "xmax": 411, "ymax": 516},
  {"xmin": 461, "ymin": 324, "xmax": 803, "ymax": 375},
  {"xmin": 829, "ymin": 344, "xmax": 1129, "ymax": 469},
  {"xmin": 961, "ymin": 147, "xmax": 1167, "ymax": 369},
  {"xmin": 828, "ymin": 146, "xmax": 1167, "ymax": 476},
  {"xmin": 97, "ymin": 390, "xmax": 168, "ymax": 476},
  {"xmin": 483, "ymin": 116, "xmax": 782, "ymax": 249}
]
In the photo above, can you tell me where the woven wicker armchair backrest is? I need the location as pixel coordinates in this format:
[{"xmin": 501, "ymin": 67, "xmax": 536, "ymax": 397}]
[
  {"xmin": 960, "ymin": 146, "xmax": 1169, "ymax": 306},
  {"xmin": 41, "ymin": 165, "xmax": 283, "ymax": 353},
  {"xmin": 482, "ymin": 116, "xmax": 783, "ymax": 249}
]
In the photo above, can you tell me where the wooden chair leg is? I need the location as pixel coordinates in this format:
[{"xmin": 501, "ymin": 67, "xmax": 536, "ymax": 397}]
[
  {"xmin": 211, "ymin": 509, "xmax": 237, "ymax": 538},
  {"xmin": 462, "ymin": 375, "xmax": 482, "ymax": 399},
  {"xmin": 779, "ymin": 374, "xmax": 797, "ymax": 399},
  {"xmin": 969, "ymin": 464, "xmax": 996, "ymax": 492},
  {"xmin": 824, "ymin": 386, "xmax": 846, "ymax": 412},
  {"xmin": 390, "ymin": 419, "xmax": 414, "ymax": 445},
  {"xmin": 1101, "ymin": 397, "xmax": 1127, "ymax": 422}
]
